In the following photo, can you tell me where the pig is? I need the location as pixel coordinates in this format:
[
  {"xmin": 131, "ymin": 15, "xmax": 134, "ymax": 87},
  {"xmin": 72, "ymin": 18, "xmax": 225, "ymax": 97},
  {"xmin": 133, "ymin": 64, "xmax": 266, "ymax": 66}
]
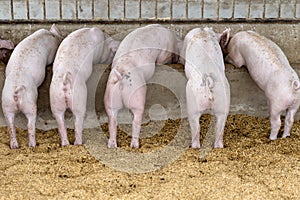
[
  {"xmin": 104, "ymin": 24, "xmax": 182, "ymax": 148},
  {"xmin": 224, "ymin": 30, "xmax": 300, "ymax": 140},
  {"xmin": 2, "ymin": 24, "xmax": 62, "ymax": 149},
  {"xmin": 50, "ymin": 27, "xmax": 120, "ymax": 146},
  {"xmin": 0, "ymin": 38, "xmax": 14, "ymax": 64},
  {"xmin": 181, "ymin": 27, "xmax": 230, "ymax": 148}
]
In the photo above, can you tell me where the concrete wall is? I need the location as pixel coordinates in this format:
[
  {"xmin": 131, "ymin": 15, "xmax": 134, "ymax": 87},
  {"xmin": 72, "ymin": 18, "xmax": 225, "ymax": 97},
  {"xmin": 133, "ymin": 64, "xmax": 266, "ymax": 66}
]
[{"xmin": 0, "ymin": 62, "xmax": 299, "ymax": 130}]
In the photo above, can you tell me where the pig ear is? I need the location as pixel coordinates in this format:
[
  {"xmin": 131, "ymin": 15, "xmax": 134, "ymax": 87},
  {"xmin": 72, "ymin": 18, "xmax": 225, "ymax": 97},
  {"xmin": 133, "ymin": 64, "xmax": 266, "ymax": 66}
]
[
  {"xmin": 50, "ymin": 24, "xmax": 63, "ymax": 40},
  {"xmin": 219, "ymin": 28, "xmax": 230, "ymax": 50},
  {"xmin": 108, "ymin": 40, "xmax": 120, "ymax": 53},
  {"xmin": 113, "ymin": 69, "xmax": 123, "ymax": 80}
]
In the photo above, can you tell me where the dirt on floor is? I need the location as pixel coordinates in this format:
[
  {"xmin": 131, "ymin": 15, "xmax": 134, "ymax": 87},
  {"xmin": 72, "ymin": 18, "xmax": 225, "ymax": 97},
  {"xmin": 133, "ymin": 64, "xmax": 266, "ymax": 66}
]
[{"xmin": 0, "ymin": 114, "xmax": 299, "ymax": 200}]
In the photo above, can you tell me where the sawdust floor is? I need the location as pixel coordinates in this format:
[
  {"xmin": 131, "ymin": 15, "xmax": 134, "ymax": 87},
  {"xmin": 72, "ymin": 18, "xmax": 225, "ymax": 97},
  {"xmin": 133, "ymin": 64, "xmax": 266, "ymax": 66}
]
[{"xmin": 0, "ymin": 114, "xmax": 299, "ymax": 199}]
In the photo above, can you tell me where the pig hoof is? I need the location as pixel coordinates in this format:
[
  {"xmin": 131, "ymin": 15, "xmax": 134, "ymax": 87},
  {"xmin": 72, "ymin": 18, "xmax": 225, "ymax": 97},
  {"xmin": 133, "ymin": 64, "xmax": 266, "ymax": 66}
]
[
  {"xmin": 74, "ymin": 140, "xmax": 82, "ymax": 145},
  {"xmin": 10, "ymin": 142, "xmax": 19, "ymax": 149},
  {"xmin": 107, "ymin": 140, "xmax": 117, "ymax": 148},
  {"xmin": 269, "ymin": 135, "xmax": 277, "ymax": 140},
  {"xmin": 191, "ymin": 142, "xmax": 200, "ymax": 149},
  {"xmin": 214, "ymin": 143, "xmax": 224, "ymax": 148},
  {"xmin": 282, "ymin": 134, "xmax": 290, "ymax": 138},
  {"xmin": 28, "ymin": 141, "xmax": 36, "ymax": 148},
  {"xmin": 61, "ymin": 140, "xmax": 70, "ymax": 146},
  {"xmin": 130, "ymin": 141, "xmax": 139, "ymax": 148}
]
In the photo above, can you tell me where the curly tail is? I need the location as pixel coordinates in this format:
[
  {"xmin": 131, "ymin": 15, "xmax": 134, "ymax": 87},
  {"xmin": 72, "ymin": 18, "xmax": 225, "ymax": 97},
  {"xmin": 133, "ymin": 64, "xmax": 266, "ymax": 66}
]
[
  {"xmin": 205, "ymin": 75, "xmax": 214, "ymax": 101},
  {"xmin": 13, "ymin": 85, "xmax": 25, "ymax": 103}
]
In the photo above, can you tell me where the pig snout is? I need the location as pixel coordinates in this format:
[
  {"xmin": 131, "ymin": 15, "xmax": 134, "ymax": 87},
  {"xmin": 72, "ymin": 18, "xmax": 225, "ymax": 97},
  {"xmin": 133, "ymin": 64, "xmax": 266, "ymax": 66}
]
[{"xmin": 0, "ymin": 48, "xmax": 13, "ymax": 64}]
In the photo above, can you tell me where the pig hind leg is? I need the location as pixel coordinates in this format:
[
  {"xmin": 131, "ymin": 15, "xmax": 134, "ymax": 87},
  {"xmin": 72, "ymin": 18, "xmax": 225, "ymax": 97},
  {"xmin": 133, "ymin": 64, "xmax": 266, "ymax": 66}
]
[
  {"xmin": 4, "ymin": 111, "xmax": 18, "ymax": 149},
  {"xmin": 106, "ymin": 107, "xmax": 121, "ymax": 148},
  {"xmin": 214, "ymin": 114, "xmax": 227, "ymax": 148},
  {"xmin": 71, "ymin": 86, "xmax": 87, "ymax": 145},
  {"xmin": 188, "ymin": 112, "xmax": 201, "ymax": 148},
  {"xmin": 127, "ymin": 86, "xmax": 147, "ymax": 148},
  {"xmin": 282, "ymin": 105, "xmax": 299, "ymax": 138},
  {"xmin": 53, "ymin": 110, "xmax": 69, "ymax": 146},
  {"xmin": 269, "ymin": 101, "xmax": 282, "ymax": 140},
  {"xmin": 130, "ymin": 107, "xmax": 144, "ymax": 148},
  {"xmin": 105, "ymin": 86, "xmax": 123, "ymax": 148},
  {"xmin": 22, "ymin": 105, "xmax": 37, "ymax": 147}
]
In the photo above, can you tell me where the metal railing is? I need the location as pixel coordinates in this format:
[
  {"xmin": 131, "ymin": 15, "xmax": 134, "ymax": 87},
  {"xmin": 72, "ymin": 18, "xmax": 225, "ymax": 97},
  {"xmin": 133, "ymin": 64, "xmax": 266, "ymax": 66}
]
[{"xmin": 0, "ymin": 0, "xmax": 299, "ymax": 23}]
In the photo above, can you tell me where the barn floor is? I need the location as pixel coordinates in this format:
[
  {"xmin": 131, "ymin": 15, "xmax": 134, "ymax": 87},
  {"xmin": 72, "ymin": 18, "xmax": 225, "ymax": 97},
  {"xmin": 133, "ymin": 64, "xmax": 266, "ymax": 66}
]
[{"xmin": 0, "ymin": 114, "xmax": 299, "ymax": 199}]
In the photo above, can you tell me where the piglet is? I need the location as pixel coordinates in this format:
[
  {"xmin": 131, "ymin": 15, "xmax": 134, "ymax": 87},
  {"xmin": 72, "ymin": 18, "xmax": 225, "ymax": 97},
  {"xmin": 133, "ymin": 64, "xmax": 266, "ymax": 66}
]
[
  {"xmin": 225, "ymin": 30, "xmax": 300, "ymax": 140},
  {"xmin": 181, "ymin": 27, "xmax": 230, "ymax": 148},
  {"xmin": 50, "ymin": 27, "xmax": 120, "ymax": 146},
  {"xmin": 0, "ymin": 38, "xmax": 14, "ymax": 64},
  {"xmin": 104, "ymin": 24, "xmax": 182, "ymax": 148},
  {"xmin": 2, "ymin": 24, "xmax": 62, "ymax": 148}
]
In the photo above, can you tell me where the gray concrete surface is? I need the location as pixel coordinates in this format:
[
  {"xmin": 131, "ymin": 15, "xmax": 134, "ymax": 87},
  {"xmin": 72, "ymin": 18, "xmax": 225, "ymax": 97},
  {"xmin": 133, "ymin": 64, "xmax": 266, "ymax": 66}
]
[
  {"xmin": 0, "ymin": 23, "xmax": 299, "ymax": 64},
  {"xmin": 0, "ymin": 63, "xmax": 299, "ymax": 130}
]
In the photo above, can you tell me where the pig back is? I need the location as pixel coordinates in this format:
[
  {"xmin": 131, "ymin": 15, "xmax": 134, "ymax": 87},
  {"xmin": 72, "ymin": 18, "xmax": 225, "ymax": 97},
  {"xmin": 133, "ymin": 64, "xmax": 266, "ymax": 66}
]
[
  {"xmin": 113, "ymin": 24, "xmax": 178, "ymax": 64},
  {"xmin": 185, "ymin": 29, "xmax": 225, "ymax": 80},
  {"xmin": 5, "ymin": 29, "xmax": 60, "ymax": 86},
  {"xmin": 229, "ymin": 31, "xmax": 297, "ymax": 90}
]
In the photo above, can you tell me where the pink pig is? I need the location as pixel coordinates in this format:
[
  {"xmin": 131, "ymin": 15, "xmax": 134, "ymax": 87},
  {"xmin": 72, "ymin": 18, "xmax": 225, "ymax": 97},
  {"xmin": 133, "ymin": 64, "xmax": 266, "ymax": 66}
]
[
  {"xmin": 104, "ymin": 24, "xmax": 182, "ymax": 148},
  {"xmin": 225, "ymin": 30, "xmax": 300, "ymax": 140},
  {"xmin": 50, "ymin": 27, "xmax": 119, "ymax": 146},
  {"xmin": 2, "ymin": 24, "xmax": 62, "ymax": 149},
  {"xmin": 181, "ymin": 27, "xmax": 230, "ymax": 148}
]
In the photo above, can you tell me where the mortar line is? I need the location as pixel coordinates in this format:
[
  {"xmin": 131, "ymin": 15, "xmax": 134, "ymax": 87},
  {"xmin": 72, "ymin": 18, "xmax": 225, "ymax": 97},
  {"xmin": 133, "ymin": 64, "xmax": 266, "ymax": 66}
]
[
  {"xmin": 43, "ymin": 0, "xmax": 46, "ymax": 20},
  {"xmin": 186, "ymin": 0, "xmax": 188, "ymax": 19},
  {"xmin": 201, "ymin": 0, "xmax": 204, "ymax": 18},
  {"xmin": 217, "ymin": 0, "xmax": 220, "ymax": 20},
  {"xmin": 231, "ymin": 0, "xmax": 235, "ymax": 18},
  {"xmin": 10, "ymin": 0, "xmax": 14, "ymax": 20},
  {"xmin": 247, "ymin": 0, "xmax": 251, "ymax": 19},
  {"xmin": 107, "ymin": 0, "xmax": 110, "ymax": 19},
  {"xmin": 92, "ymin": 0, "xmax": 95, "ymax": 19},
  {"xmin": 59, "ymin": 0, "xmax": 62, "ymax": 19},
  {"xmin": 278, "ymin": 0, "xmax": 281, "ymax": 18},
  {"xmin": 123, "ymin": 0, "xmax": 126, "ymax": 19},
  {"xmin": 170, "ymin": 0, "xmax": 173, "ymax": 20}
]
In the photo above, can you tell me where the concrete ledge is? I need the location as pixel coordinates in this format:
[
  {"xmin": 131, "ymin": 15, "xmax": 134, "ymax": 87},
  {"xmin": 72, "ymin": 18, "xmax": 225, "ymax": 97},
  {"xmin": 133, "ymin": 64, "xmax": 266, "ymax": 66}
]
[{"xmin": 0, "ymin": 63, "xmax": 299, "ymax": 130}]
